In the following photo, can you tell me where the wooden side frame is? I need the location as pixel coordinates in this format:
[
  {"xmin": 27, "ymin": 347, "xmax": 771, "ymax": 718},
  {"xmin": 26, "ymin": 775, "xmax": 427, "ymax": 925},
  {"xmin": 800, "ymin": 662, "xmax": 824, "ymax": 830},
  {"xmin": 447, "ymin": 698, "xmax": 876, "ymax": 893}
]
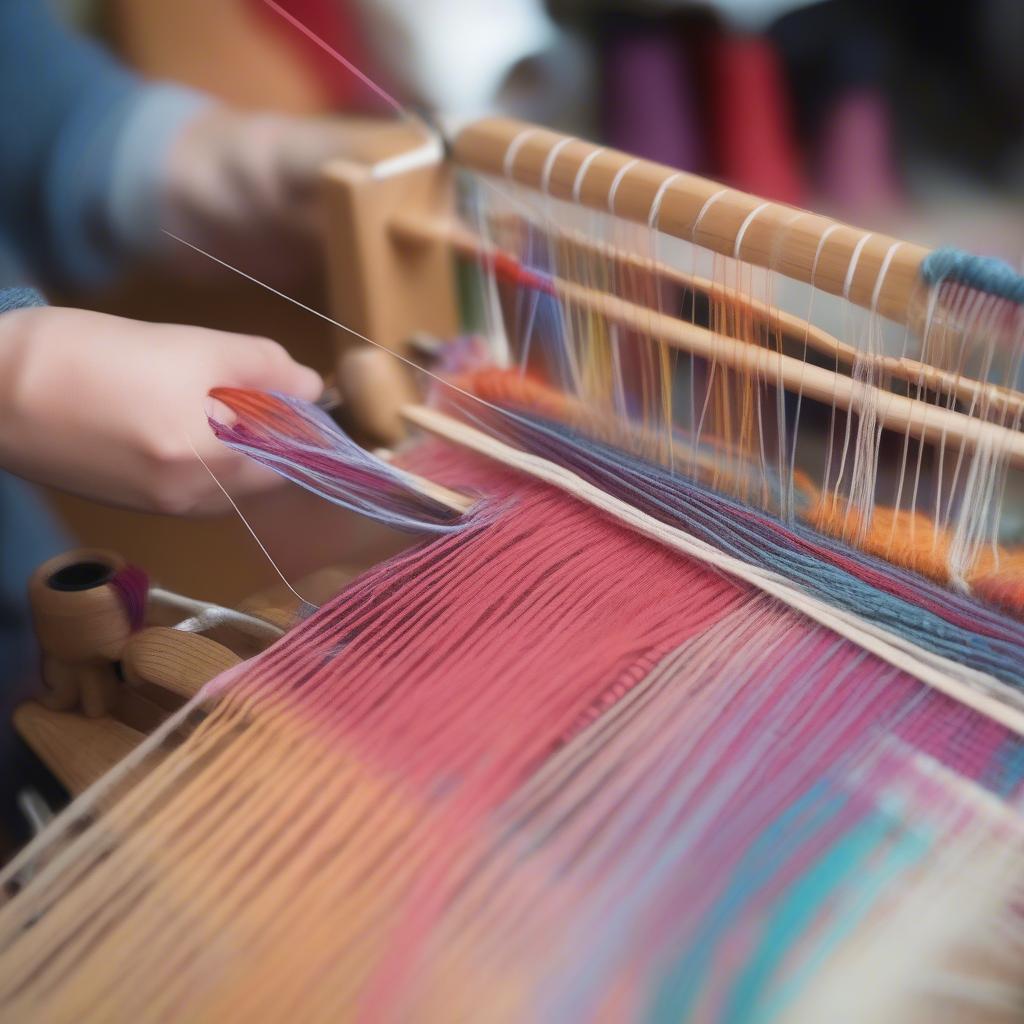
[{"xmin": 321, "ymin": 131, "xmax": 459, "ymax": 361}]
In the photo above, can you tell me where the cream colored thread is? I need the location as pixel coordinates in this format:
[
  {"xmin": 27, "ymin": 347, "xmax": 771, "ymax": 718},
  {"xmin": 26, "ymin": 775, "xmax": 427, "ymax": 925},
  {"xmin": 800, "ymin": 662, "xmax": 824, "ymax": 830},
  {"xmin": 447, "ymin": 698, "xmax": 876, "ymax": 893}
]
[
  {"xmin": 608, "ymin": 158, "xmax": 640, "ymax": 215},
  {"xmin": 503, "ymin": 127, "xmax": 540, "ymax": 178},
  {"xmin": 692, "ymin": 188, "xmax": 730, "ymax": 244},
  {"xmin": 572, "ymin": 147, "xmax": 605, "ymax": 204},
  {"xmin": 733, "ymin": 201, "xmax": 773, "ymax": 260},
  {"xmin": 648, "ymin": 172, "xmax": 683, "ymax": 229},
  {"xmin": 540, "ymin": 136, "xmax": 575, "ymax": 195}
]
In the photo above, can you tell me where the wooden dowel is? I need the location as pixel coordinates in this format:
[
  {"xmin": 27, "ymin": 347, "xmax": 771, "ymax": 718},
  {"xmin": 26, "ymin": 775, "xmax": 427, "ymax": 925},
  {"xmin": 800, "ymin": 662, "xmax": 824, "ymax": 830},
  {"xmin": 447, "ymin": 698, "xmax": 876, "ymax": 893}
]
[
  {"xmin": 395, "ymin": 214, "xmax": 1024, "ymax": 466},
  {"xmin": 121, "ymin": 628, "xmax": 242, "ymax": 700},
  {"xmin": 393, "ymin": 212, "xmax": 849, "ymax": 357},
  {"xmin": 453, "ymin": 117, "xmax": 932, "ymax": 328},
  {"xmin": 393, "ymin": 213, "xmax": 1024, "ymax": 421},
  {"xmin": 558, "ymin": 275, "xmax": 1024, "ymax": 465}
]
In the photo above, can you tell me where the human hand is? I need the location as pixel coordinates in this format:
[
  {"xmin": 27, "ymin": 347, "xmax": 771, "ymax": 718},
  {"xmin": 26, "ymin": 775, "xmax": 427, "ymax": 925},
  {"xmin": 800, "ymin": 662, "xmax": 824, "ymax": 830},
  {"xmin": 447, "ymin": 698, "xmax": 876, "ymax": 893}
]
[
  {"xmin": 159, "ymin": 109, "xmax": 432, "ymax": 282},
  {"xmin": 0, "ymin": 306, "xmax": 322, "ymax": 514}
]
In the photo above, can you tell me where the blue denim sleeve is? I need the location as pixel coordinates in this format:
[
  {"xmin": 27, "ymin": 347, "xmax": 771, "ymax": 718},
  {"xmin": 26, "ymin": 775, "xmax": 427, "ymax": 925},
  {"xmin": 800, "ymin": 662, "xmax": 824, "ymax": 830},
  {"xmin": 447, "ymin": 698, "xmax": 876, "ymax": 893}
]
[
  {"xmin": 0, "ymin": 0, "xmax": 207, "ymax": 288},
  {"xmin": 0, "ymin": 284, "xmax": 67, "ymax": 707}
]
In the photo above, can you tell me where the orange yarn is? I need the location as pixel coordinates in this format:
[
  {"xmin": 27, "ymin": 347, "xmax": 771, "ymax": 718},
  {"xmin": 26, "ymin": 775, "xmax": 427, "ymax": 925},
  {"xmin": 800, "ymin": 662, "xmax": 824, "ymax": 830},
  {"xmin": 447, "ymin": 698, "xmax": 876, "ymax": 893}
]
[
  {"xmin": 453, "ymin": 369, "xmax": 577, "ymax": 424},
  {"xmin": 456, "ymin": 369, "xmax": 1024, "ymax": 619},
  {"xmin": 452, "ymin": 369, "xmax": 638, "ymax": 452},
  {"xmin": 807, "ymin": 498, "xmax": 955, "ymax": 582},
  {"xmin": 802, "ymin": 494, "xmax": 1024, "ymax": 619},
  {"xmin": 973, "ymin": 565, "xmax": 1024, "ymax": 617}
]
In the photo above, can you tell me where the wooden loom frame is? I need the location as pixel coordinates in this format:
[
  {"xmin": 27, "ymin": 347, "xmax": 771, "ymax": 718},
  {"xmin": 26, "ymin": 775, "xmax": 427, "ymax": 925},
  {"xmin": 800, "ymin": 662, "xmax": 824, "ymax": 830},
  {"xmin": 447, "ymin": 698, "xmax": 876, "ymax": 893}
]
[
  {"xmin": 14, "ymin": 116, "xmax": 1024, "ymax": 817},
  {"xmin": 324, "ymin": 116, "xmax": 1024, "ymax": 466}
]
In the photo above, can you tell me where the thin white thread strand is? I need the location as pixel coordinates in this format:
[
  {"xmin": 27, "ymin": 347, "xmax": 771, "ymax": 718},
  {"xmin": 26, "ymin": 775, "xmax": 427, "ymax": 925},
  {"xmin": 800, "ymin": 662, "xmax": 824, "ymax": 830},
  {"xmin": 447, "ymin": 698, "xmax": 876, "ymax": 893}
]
[
  {"xmin": 843, "ymin": 233, "xmax": 874, "ymax": 300},
  {"xmin": 647, "ymin": 172, "xmax": 682, "ymax": 229},
  {"xmin": 692, "ymin": 188, "xmax": 730, "ymax": 246},
  {"xmin": 686, "ymin": 188, "xmax": 732, "ymax": 476},
  {"xmin": 572, "ymin": 148, "xmax": 605, "ymax": 204},
  {"xmin": 187, "ymin": 437, "xmax": 313, "ymax": 608},
  {"xmin": 608, "ymin": 159, "xmax": 639, "ymax": 215},
  {"xmin": 733, "ymin": 201, "xmax": 772, "ymax": 261},
  {"xmin": 541, "ymin": 137, "xmax": 575, "ymax": 195},
  {"xmin": 503, "ymin": 128, "xmax": 539, "ymax": 179},
  {"xmin": 163, "ymin": 231, "xmax": 519, "ymax": 428}
]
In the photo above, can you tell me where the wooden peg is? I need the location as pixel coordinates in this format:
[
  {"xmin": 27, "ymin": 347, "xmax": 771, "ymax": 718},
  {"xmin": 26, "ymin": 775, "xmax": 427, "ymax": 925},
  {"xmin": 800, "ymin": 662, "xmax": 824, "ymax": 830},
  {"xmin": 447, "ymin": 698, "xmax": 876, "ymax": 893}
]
[
  {"xmin": 337, "ymin": 345, "xmax": 418, "ymax": 446},
  {"xmin": 28, "ymin": 549, "xmax": 140, "ymax": 719},
  {"xmin": 120, "ymin": 627, "xmax": 242, "ymax": 700},
  {"xmin": 321, "ymin": 125, "xmax": 458, "ymax": 358}
]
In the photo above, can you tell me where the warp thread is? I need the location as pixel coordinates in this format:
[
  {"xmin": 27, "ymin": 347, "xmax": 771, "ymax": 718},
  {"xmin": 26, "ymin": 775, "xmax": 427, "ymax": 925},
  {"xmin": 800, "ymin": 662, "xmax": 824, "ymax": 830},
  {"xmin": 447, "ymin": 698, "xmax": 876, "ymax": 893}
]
[
  {"xmin": 200, "ymin": 386, "xmax": 1024, "ymax": 691},
  {"xmin": 442, "ymin": 392, "xmax": 1024, "ymax": 690},
  {"xmin": 457, "ymin": 369, "xmax": 1024, "ymax": 619},
  {"xmin": 2, "ymin": 452, "xmax": 1021, "ymax": 1021}
]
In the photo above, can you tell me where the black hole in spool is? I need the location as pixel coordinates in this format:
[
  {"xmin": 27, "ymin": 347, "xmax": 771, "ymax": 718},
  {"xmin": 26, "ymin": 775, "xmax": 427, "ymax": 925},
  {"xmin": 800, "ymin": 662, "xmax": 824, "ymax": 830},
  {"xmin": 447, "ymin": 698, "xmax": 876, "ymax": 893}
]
[{"xmin": 48, "ymin": 561, "xmax": 114, "ymax": 592}]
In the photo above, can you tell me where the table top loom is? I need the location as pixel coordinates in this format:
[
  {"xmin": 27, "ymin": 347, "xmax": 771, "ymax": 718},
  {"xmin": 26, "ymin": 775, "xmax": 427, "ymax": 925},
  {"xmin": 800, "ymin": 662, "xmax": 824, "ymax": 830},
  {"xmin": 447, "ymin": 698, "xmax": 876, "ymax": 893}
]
[
  {"xmin": 16, "ymin": 115, "xmax": 1024, "ymax": 784},
  {"xmin": 7, "ymin": 116, "xmax": 1024, "ymax": 1023}
]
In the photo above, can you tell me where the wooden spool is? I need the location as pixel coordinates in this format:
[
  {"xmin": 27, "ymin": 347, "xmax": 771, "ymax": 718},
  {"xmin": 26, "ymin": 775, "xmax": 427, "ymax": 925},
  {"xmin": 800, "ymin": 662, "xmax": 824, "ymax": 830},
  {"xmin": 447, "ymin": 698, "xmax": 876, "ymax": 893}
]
[
  {"xmin": 23, "ymin": 549, "xmax": 244, "ymax": 795},
  {"xmin": 20, "ymin": 552, "xmax": 358, "ymax": 798},
  {"xmin": 28, "ymin": 549, "xmax": 138, "ymax": 719}
]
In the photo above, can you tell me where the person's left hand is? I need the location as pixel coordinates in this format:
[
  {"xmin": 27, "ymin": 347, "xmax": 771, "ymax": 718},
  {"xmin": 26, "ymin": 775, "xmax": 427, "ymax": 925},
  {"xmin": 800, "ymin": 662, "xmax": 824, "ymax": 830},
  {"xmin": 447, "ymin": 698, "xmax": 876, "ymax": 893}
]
[{"xmin": 159, "ymin": 109, "xmax": 432, "ymax": 283}]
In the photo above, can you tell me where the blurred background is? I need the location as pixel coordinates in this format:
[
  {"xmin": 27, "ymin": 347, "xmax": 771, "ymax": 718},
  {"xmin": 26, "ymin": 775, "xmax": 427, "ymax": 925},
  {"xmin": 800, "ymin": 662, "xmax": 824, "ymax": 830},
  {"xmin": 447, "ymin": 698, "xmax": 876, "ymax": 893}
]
[
  {"xmin": 57, "ymin": 0, "xmax": 1024, "ymax": 242},
  {"xmin": 42, "ymin": 0, "xmax": 1024, "ymax": 604}
]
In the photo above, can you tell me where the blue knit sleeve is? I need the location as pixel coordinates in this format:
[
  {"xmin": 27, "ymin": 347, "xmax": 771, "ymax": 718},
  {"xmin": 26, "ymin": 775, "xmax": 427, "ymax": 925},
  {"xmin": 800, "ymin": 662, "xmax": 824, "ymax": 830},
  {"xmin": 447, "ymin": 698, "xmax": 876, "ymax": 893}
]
[
  {"xmin": 0, "ymin": 287, "xmax": 45, "ymax": 314},
  {"xmin": 0, "ymin": 0, "xmax": 208, "ymax": 288}
]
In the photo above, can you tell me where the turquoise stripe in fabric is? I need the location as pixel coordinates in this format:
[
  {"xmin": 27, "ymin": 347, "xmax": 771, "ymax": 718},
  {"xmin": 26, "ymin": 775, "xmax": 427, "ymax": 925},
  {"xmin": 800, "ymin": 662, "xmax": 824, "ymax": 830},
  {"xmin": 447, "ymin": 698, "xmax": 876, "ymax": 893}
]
[
  {"xmin": 647, "ymin": 782, "xmax": 846, "ymax": 1022},
  {"xmin": 733, "ymin": 809, "xmax": 929, "ymax": 1023}
]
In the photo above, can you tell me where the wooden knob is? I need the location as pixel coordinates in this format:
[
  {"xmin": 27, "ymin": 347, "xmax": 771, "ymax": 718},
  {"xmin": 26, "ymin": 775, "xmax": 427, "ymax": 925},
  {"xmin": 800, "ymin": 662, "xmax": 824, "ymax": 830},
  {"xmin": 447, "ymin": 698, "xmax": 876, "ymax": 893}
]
[
  {"xmin": 29, "ymin": 549, "xmax": 134, "ymax": 662},
  {"xmin": 336, "ymin": 345, "xmax": 417, "ymax": 447},
  {"xmin": 28, "ymin": 549, "xmax": 143, "ymax": 718}
]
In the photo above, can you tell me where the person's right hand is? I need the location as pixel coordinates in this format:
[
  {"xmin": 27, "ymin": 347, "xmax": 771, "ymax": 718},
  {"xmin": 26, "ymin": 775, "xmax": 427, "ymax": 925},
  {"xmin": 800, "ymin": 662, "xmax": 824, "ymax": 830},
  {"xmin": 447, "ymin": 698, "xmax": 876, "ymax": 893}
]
[{"xmin": 0, "ymin": 305, "xmax": 322, "ymax": 514}]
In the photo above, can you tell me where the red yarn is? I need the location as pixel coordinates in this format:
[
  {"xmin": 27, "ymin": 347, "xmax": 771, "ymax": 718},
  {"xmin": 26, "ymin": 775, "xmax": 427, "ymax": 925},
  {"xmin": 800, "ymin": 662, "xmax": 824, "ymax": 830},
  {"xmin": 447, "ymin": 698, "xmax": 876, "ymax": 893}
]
[
  {"xmin": 710, "ymin": 32, "xmax": 806, "ymax": 205},
  {"xmin": 110, "ymin": 565, "xmax": 149, "ymax": 633},
  {"xmin": 249, "ymin": 0, "xmax": 387, "ymax": 111},
  {"xmin": 235, "ymin": 462, "xmax": 746, "ymax": 801}
]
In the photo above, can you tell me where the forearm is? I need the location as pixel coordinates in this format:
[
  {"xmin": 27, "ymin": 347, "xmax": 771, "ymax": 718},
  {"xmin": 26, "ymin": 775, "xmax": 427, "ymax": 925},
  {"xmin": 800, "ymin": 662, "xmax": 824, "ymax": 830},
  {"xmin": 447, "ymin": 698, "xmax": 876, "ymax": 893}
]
[{"xmin": 0, "ymin": 1, "xmax": 207, "ymax": 288}]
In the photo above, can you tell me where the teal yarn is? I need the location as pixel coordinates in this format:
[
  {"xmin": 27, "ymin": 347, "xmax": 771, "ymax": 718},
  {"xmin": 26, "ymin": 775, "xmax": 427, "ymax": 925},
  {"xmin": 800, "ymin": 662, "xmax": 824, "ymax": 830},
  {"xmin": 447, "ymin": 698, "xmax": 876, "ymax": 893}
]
[{"xmin": 921, "ymin": 246, "xmax": 1024, "ymax": 303}]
